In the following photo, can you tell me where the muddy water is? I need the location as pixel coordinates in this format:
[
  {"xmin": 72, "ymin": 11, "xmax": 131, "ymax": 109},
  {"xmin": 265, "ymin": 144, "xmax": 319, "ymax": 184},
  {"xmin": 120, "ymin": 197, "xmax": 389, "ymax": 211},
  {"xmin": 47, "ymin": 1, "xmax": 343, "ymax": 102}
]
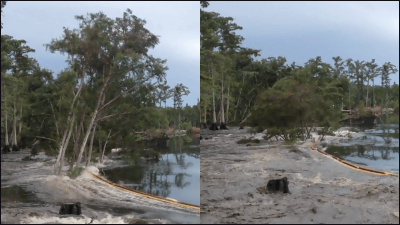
[
  {"xmin": 1, "ymin": 139, "xmax": 200, "ymax": 224},
  {"xmin": 103, "ymin": 137, "xmax": 200, "ymax": 206},
  {"xmin": 326, "ymin": 124, "xmax": 399, "ymax": 172},
  {"xmin": 200, "ymin": 126, "xmax": 399, "ymax": 224}
]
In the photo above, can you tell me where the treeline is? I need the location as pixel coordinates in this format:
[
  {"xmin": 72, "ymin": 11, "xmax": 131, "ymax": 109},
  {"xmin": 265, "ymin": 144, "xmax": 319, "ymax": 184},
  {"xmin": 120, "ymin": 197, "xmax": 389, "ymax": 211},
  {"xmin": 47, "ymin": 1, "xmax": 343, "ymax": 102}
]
[
  {"xmin": 1, "ymin": 2, "xmax": 198, "ymax": 175},
  {"xmin": 200, "ymin": 1, "xmax": 398, "ymax": 134}
]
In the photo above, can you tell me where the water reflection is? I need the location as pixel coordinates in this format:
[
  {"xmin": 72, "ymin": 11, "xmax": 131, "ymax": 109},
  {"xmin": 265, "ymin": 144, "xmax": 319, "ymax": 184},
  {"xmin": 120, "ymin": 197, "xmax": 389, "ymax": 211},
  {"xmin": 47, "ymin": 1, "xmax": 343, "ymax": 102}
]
[
  {"xmin": 104, "ymin": 137, "xmax": 200, "ymax": 205},
  {"xmin": 327, "ymin": 124, "xmax": 399, "ymax": 172},
  {"xmin": 1, "ymin": 185, "xmax": 34, "ymax": 203}
]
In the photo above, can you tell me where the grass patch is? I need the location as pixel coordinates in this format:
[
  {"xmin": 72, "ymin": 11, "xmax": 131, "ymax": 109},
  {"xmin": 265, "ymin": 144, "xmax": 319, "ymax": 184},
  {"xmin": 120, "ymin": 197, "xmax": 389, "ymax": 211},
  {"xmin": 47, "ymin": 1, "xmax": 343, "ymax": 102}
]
[
  {"xmin": 247, "ymin": 126, "xmax": 264, "ymax": 134},
  {"xmin": 67, "ymin": 166, "xmax": 83, "ymax": 179},
  {"xmin": 283, "ymin": 137, "xmax": 297, "ymax": 146},
  {"xmin": 349, "ymin": 127, "xmax": 359, "ymax": 132}
]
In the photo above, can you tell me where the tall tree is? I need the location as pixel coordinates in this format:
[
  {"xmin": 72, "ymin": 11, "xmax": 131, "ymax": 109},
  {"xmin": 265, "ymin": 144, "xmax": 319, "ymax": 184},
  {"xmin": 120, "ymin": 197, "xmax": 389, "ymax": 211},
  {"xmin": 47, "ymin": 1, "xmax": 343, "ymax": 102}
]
[
  {"xmin": 46, "ymin": 9, "xmax": 168, "ymax": 172},
  {"xmin": 364, "ymin": 59, "xmax": 378, "ymax": 107}
]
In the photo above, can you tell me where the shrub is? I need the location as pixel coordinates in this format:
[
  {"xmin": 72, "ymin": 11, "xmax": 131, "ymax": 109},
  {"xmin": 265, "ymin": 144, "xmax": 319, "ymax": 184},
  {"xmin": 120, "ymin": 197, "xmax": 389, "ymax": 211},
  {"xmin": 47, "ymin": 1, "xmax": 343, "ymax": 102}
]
[
  {"xmin": 181, "ymin": 122, "xmax": 192, "ymax": 130},
  {"xmin": 349, "ymin": 127, "xmax": 359, "ymax": 132},
  {"xmin": 283, "ymin": 137, "xmax": 297, "ymax": 146},
  {"xmin": 30, "ymin": 145, "xmax": 39, "ymax": 159},
  {"xmin": 121, "ymin": 151, "xmax": 141, "ymax": 165},
  {"xmin": 248, "ymin": 126, "xmax": 264, "ymax": 134},
  {"xmin": 67, "ymin": 166, "xmax": 83, "ymax": 179}
]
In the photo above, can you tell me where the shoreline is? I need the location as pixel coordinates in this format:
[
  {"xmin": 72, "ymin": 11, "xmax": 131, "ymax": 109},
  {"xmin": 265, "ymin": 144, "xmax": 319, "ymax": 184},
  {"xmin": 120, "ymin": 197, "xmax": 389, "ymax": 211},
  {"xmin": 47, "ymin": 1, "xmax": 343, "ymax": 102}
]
[{"xmin": 200, "ymin": 126, "xmax": 399, "ymax": 224}]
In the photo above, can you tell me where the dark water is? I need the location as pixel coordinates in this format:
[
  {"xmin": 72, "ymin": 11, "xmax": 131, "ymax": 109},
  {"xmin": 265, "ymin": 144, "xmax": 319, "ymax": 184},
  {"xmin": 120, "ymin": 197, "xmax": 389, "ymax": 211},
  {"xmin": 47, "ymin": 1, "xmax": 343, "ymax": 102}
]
[
  {"xmin": 326, "ymin": 124, "xmax": 399, "ymax": 172},
  {"xmin": 103, "ymin": 137, "xmax": 200, "ymax": 205},
  {"xmin": 1, "ymin": 185, "xmax": 36, "ymax": 203}
]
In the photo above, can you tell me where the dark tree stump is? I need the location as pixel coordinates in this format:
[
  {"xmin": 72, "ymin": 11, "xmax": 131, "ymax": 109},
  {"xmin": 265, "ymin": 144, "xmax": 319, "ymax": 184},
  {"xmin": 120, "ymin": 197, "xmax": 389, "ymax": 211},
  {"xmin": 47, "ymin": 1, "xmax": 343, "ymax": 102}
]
[
  {"xmin": 219, "ymin": 123, "xmax": 228, "ymax": 130},
  {"xmin": 59, "ymin": 202, "xmax": 82, "ymax": 215},
  {"xmin": 209, "ymin": 123, "xmax": 219, "ymax": 131},
  {"xmin": 239, "ymin": 126, "xmax": 244, "ymax": 129},
  {"xmin": 2, "ymin": 145, "xmax": 11, "ymax": 153},
  {"xmin": 201, "ymin": 123, "xmax": 208, "ymax": 129},
  {"xmin": 200, "ymin": 135, "xmax": 203, "ymax": 140},
  {"xmin": 266, "ymin": 177, "xmax": 290, "ymax": 194},
  {"xmin": 12, "ymin": 145, "xmax": 19, "ymax": 152}
]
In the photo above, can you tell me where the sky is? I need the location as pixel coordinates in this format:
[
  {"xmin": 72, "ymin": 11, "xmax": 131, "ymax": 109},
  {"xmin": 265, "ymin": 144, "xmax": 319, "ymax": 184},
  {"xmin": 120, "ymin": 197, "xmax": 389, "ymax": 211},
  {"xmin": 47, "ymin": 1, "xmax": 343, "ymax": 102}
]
[
  {"xmin": 1, "ymin": 1, "xmax": 200, "ymax": 107},
  {"xmin": 205, "ymin": 1, "xmax": 399, "ymax": 85}
]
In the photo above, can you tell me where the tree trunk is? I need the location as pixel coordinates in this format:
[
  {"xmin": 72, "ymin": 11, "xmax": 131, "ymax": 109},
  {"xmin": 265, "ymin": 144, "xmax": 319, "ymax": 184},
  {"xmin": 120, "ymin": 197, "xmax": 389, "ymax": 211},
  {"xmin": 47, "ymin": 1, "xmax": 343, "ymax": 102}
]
[
  {"xmin": 54, "ymin": 66, "xmax": 86, "ymax": 172},
  {"xmin": 212, "ymin": 78, "xmax": 216, "ymax": 123},
  {"xmin": 204, "ymin": 105, "xmax": 207, "ymax": 125},
  {"xmin": 75, "ymin": 75, "xmax": 110, "ymax": 169},
  {"xmin": 179, "ymin": 112, "xmax": 181, "ymax": 153},
  {"xmin": 12, "ymin": 88, "xmax": 18, "ymax": 147},
  {"xmin": 4, "ymin": 83, "xmax": 9, "ymax": 146},
  {"xmin": 18, "ymin": 106, "xmax": 22, "ymax": 136},
  {"xmin": 372, "ymin": 80, "xmax": 375, "ymax": 106},
  {"xmin": 220, "ymin": 76, "xmax": 227, "ymax": 129},
  {"xmin": 57, "ymin": 112, "xmax": 76, "ymax": 175},
  {"xmin": 54, "ymin": 124, "xmax": 69, "ymax": 173},
  {"xmin": 366, "ymin": 79, "xmax": 369, "ymax": 106},
  {"xmin": 226, "ymin": 86, "xmax": 230, "ymax": 124},
  {"xmin": 100, "ymin": 130, "xmax": 111, "ymax": 163},
  {"xmin": 199, "ymin": 103, "xmax": 202, "ymax": 126},
  {"xmin": 86, "ymin": 122, "xmax": 97, "ymax": 167},
  {"xmin": 98, "ymin": 139, "xmax": 102, "ymax": 153},
  {"xmin": 71, "ymin": 105, "xmax": 86, "ymax": 164}
]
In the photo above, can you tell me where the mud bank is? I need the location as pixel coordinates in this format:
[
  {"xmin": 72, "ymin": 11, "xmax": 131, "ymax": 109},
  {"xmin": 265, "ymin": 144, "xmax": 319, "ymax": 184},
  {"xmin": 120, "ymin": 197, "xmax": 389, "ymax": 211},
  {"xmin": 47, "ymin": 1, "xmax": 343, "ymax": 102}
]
[{"xmin": 200, "ymin": 127, "xmax": 399, "ymax": 224}]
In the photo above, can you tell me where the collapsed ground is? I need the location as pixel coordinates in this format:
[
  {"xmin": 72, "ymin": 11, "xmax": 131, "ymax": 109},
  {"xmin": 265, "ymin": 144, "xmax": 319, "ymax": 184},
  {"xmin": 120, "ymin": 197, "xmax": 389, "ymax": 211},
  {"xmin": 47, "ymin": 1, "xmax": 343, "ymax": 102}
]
[
  {"xmin": 200, "ymin": 127, "xmax": 399, "ymax": 224},
  {"xmin": 1, "ymin": 150, "xmax": 199, "ymax": 224}
]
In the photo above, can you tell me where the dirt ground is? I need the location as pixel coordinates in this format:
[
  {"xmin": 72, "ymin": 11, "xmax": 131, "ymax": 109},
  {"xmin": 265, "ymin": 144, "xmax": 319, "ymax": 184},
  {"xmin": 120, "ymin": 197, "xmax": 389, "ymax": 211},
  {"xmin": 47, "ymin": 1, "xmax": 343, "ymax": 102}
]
[{"xmin": 200, "ymin": 127, "xmax": 399, "ymax": 224}]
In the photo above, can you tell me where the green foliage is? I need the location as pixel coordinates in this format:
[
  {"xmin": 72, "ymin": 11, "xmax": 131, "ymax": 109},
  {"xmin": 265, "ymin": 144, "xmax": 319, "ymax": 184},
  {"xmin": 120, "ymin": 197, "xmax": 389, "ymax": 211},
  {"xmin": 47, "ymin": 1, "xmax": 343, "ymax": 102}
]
[
  {"xmin": 181, "ymin": 135, "xmax": 193, "ymax": 144},
  {"xmin": 282, "ymin": 137, "xmax": 297, "ymax": 146},
  {"xmin": 122, "ymin": 151, "xmax": 141, "ymax": 165},
  {"xmin": 30, "ymin": 145, "xmax": 39, "ymax": 158},
  {"xmin": 42, "ymin": 144, "xmax": 58, "ymax": 157},
  {"xmin": 349, "ymin": 127, "xmax": 359, "ymax": 132},
  {"xmin": 387, "ymin": 100, "xmax": 399, "ymax": 109},
  {"xmin": 263, "ymin": 127, "xmax": 282, "ymax": 141},
  {"xmin": 67, "ymin": 166, "xmax": 83, "ymax": 179},
  {"xmin": 181, "ymin": 121, "xmax": 192, "ymax": 130},
  {"xmin": 386, "ymin": 113, "xmax": 399, "ymax": 124},
  {"xmin": 247, "ymin": 126, "xmax": 264, "ymax": 134}
]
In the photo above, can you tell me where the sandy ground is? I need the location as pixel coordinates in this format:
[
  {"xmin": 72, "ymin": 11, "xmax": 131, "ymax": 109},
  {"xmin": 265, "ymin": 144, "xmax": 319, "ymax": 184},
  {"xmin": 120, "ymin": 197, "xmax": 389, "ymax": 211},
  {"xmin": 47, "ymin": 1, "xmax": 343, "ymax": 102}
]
[{"xmin": 200, "ymin": 127, "xmax": 399, "ymax": 224}]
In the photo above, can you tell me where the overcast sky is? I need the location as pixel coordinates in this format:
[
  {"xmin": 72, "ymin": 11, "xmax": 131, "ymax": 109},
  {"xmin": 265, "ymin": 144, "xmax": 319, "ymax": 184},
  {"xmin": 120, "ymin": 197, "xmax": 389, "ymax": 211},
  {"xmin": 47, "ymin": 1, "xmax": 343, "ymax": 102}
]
[
  {"xmin": 205, "ymin": 1, "xmax": 399, "ymax": 85},
  {"xmin": 2, "ymin": 1, "xmax": 199, "ymax": 107}
]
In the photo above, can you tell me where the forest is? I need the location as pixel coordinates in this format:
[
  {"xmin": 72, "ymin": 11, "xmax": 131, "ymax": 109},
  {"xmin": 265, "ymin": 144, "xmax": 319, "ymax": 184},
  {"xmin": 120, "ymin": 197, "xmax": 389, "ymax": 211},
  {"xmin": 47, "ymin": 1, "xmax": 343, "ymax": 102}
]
[
  {"xmin": 1, "ymin": 2, "xmax": 199, "ymax": 175},
  {"xmin": 200, "ymin": 1, "xmax": 398, "ymax": 140}
]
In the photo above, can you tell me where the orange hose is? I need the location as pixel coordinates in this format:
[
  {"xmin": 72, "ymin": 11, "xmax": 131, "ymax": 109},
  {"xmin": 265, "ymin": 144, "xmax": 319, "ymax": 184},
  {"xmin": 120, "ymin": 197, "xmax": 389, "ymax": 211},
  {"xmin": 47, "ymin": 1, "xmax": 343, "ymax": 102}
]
[
  {"xmin": 90, "ymin": 173, "xmax": 200, "ymax": 210},
  {"xmin": 316, "ymin": 149, "xmax": 391, "ymax": 175}
]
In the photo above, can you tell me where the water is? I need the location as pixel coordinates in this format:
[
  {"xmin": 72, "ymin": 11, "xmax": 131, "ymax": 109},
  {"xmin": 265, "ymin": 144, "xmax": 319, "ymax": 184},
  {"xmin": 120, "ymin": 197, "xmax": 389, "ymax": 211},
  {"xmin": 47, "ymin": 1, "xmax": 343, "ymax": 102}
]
[
  {"xmin": 326, "ymin": 124, "xmax": 399, "ymax": 172},
  {"xmin": 103, "ymin": 137, "xmax": 200, "ymax": 206}
]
